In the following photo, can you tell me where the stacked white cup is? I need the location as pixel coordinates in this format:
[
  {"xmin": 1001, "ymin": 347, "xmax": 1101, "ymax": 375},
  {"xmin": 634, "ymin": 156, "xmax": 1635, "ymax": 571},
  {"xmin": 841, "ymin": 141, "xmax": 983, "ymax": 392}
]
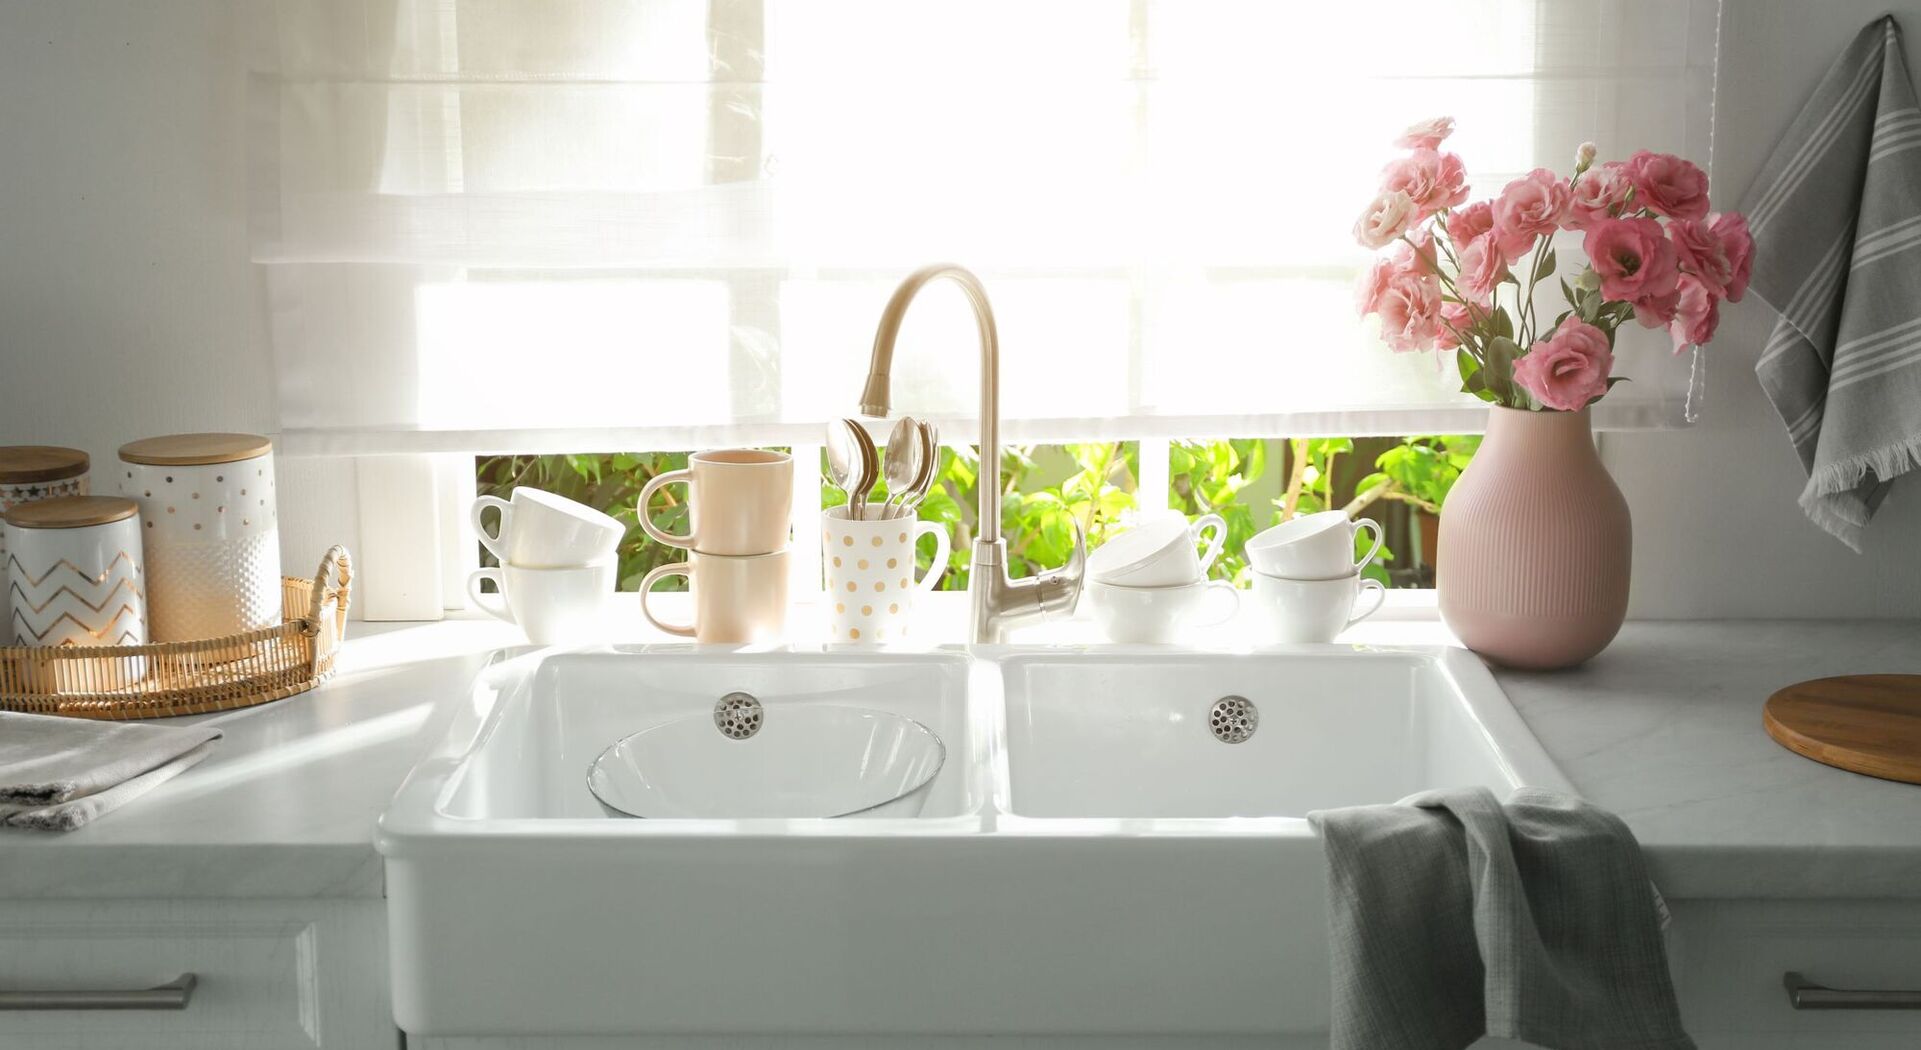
[
  {"xmin": 1084, "ymin": 511, "xmax": 1238, "ymax": 643},
  {"xmin": 1244, "ymin": 511, "xmax": 1387, "ymax": 643},
  {"xmin": 467, "ymin": 489, "xmax": 625, "ymax": 645}
]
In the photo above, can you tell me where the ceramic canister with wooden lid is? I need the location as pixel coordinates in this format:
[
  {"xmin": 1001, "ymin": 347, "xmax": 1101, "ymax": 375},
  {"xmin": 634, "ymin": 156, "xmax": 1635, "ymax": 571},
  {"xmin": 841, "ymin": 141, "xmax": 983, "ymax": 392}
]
[
  {"xmin": 0, "ymin": 446, "xmax": 91, "ymax": 643},
  {"xmin": 2, "ymin": 497, "xmax": 147, "ymax": 688},
  {"xmin": 118, "ymin": 434, "xmax": 281, "ymax": 642}
]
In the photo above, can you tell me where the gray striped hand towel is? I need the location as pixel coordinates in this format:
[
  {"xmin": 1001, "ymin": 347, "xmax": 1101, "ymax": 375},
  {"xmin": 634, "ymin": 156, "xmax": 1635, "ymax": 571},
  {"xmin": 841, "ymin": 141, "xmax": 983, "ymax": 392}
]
[
  {"xmin": 1748, "ymin": 15, "xmax": 1921, "ymax": 551},
  {"xmin": 1309, "ymin": 787, "xmax": 1691, "ymax": 1050}
]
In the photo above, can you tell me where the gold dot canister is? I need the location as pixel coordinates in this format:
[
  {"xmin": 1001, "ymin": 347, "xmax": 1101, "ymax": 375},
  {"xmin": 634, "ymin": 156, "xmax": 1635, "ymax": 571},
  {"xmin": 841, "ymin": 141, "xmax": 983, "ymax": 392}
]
[{"xmin": 118, "ymin": 433, "xmax": 281, "ymax": 642}]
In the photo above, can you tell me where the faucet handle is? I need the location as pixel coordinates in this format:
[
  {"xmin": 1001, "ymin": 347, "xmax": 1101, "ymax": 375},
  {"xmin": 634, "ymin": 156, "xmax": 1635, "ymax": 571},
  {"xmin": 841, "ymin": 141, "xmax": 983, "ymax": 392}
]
[{"xmin": 1033, "ymin": 517, "xmax": 1086, "ymax": 618}]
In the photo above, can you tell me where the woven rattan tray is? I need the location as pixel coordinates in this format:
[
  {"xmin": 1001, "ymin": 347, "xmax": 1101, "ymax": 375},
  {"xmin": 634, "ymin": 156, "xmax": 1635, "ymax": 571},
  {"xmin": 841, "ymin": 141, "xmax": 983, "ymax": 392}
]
[{"xmin": 0, "ymin": 546, "xmax": 351, "ymax": 720}]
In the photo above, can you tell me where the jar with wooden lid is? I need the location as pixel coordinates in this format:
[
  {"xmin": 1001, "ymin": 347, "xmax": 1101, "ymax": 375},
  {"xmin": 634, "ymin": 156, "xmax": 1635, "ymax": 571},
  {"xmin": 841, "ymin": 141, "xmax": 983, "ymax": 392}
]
[
  {"xmin": 2, "ymin": 497, "xmax": 147, "ymax": 687},
  {"xmin": 0, "ymin": 446, "xmax": 91, "ymax": 642},
  {"xmin": 118, "ymin": 433, "xmax": 281, "ymax": 642}
]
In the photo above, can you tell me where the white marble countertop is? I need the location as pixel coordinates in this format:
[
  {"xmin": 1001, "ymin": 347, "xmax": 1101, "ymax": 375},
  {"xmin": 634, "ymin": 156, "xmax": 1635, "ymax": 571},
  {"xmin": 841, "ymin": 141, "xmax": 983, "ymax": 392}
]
[{"xmin": 3, "ymin": 601, "xmax": 1917, "ymax": 901}]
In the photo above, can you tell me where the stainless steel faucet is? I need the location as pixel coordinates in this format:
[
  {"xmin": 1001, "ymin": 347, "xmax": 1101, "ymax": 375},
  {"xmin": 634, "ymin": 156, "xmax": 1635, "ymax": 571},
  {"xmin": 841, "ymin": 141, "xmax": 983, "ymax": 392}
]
[{"xmin": 859, "ymin": 264, "xmax": 1085, "ymax": 643}]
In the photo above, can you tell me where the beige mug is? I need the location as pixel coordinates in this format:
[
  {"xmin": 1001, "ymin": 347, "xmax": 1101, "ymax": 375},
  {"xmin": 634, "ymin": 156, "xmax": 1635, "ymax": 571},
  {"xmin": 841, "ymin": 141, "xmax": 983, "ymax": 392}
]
[
  {"xmin": 639, "ymin": 549, "xmax": 789, "ymax": 644},
  {"xmin": 638, "ymin": 450, "xmax": 793, "ymax": 555}
]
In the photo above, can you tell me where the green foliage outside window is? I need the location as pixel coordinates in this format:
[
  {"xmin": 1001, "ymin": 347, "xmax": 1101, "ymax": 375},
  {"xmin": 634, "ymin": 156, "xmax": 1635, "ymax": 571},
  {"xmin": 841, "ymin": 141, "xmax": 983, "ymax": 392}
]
[{"xmin": 478, "ymin": 435, "xmax": 1476, "ymax": 594}]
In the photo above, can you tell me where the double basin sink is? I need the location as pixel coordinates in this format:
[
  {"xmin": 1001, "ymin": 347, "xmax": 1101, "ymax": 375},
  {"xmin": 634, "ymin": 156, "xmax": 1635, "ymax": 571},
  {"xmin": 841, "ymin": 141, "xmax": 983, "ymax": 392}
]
[{"xmin": 379, "ymin": 644, "xmax": 1569, "ymax": 1038}]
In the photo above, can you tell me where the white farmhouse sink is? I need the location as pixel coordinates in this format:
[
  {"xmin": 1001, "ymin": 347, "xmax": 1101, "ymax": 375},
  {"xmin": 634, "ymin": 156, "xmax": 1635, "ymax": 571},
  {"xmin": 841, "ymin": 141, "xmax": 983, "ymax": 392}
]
[{"xmin": 381, "ymin": 643, "xmax": 1567, "ymax": 1039}]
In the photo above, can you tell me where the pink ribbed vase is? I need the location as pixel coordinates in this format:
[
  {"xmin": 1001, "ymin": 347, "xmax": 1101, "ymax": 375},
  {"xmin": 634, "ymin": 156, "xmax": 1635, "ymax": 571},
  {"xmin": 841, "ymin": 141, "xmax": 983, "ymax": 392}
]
[{"xmin": 1438, "ymin": 406, "xmax": 1630, "ymax": 670}]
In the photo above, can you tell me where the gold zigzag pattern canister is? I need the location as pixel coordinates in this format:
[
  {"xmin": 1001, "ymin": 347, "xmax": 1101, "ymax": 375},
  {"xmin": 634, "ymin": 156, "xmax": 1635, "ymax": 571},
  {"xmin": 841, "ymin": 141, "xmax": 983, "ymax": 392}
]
[
  {"xmin": 0, "ymin": 447, "xmax": 92, "ymax": 644},
  {"xmin": 1, "ymin": 496, "xmax": 148, "ymax": 690},
  {"xmin": 118, "ymin": 434, "xmax": 281, "ymax": 643}
]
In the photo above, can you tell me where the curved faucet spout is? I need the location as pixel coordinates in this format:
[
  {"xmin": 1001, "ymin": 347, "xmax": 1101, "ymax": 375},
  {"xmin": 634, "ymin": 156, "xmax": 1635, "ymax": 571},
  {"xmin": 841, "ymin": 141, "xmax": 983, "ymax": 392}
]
[
  {"xmin": 859, "ymin": 264, "xmax": 1081, "ymax": 643},
  {"xmin": 859, "ymin": 264, "xmax": 1002, "ymax": 546}
]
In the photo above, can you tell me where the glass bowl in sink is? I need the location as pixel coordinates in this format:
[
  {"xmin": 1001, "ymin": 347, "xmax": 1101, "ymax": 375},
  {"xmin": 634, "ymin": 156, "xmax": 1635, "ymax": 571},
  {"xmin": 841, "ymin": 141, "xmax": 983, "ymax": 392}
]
[{"xmin": 587, "ymin": 705, "xmax": 946, "ymax": 819}]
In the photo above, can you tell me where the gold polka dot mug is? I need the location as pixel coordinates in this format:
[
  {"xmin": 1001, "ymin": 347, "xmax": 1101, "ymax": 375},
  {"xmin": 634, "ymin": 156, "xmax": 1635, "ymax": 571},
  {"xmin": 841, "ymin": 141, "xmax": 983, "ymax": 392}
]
[{"xmin": 820, "ymin": 506, "xmax": 950, "ymax": 645}]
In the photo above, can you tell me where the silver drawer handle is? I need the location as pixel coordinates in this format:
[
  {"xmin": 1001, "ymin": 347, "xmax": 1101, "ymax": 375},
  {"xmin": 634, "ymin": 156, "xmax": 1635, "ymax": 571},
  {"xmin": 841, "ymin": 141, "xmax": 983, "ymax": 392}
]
[
  {"xmin": 0, "ymin": 973, "xmax": 196, "ymax": 1011},
  {"xmin": 1784, "ymin": 971, "xmax": 1921, "ymax": 1010}
]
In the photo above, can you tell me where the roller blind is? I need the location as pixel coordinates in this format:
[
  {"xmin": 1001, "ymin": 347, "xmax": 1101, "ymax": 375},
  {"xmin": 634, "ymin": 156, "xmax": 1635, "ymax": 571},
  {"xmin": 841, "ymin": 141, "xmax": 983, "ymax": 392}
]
[{"xmin": 248, "ymin": 0, "xmax": 1722, "ymax": 455}]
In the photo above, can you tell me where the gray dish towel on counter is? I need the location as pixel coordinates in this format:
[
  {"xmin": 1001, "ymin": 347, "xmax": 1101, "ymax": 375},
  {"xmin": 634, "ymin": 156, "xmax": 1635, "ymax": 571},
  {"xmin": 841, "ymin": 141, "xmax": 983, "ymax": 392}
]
[
  {"xmin": 1748, "ymin": 15, "xmax": 1921, "ymax": 551},
  {"xmin": 1307, "ymin": 787, "xmax": 1692, "ymax": 1050},
  {"xmin": 0, "ymin": 711, "xmax": 219, "ymax": 831}
]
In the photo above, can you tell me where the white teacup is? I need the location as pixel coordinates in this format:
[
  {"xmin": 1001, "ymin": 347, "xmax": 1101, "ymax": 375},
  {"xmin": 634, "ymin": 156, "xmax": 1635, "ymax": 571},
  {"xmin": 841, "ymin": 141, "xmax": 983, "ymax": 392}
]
[
  {"xmin": 1087, "ymin": 578, "xmax": 1239, "ymax": 644},
  {"xmin": 1250, "ymin": 570, "xmax": 1386, "ymax": 643},
  {"xmin": 1245, "ymin": 511, "xmax": 1383, "ymax": 580},
  {"xmin": 471, "ymin": 488, "xmax": 623, "ymax": 569},
  {"xmin": 468, "ymin": 560, "xmax": 617, "ymax": 645},
  {"xmin": 1087, "ymin": 510, "xmax": 1227, "ymax": 588}
]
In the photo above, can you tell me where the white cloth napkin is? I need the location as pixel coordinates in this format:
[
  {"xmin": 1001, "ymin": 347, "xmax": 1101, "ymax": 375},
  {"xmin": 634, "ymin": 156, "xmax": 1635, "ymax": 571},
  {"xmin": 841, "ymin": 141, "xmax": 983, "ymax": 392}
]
[{"xmin": 0, "ymin": 711, "xmax": 220, "ymax": 831}]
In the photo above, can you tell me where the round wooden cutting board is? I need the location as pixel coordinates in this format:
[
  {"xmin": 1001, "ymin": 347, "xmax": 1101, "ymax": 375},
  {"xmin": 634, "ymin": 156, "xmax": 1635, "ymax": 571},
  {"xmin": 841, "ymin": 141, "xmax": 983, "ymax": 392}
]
[{"xmin": 1764, "ymin": 674, "xmax": 1921, "ymax": 786}]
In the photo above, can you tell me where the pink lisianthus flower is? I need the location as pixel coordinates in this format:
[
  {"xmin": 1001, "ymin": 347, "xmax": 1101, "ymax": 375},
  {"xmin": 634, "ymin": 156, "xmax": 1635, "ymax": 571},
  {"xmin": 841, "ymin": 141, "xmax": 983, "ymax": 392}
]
[
  {"xmin": 1435, "ymin": 301, "xmax": 1473, "ymax": 350},
  {"xmin": 1373, "ymin": 271, "xmax": 1445, "ymax": 353},
  {"xmin": 1512, "ymin": 317, "xmax": 1614, "ymax": 411},
  {"xmin": 1354, "ymin": 256, "xmax": 1394, "ymax": 317},
  {"xmin": 1669, "ymin": 275, "xmax": 1721, "ymax": 352},
  {"xmin": 1584, "ymin": 217, "xmax": 1682, "ymax": 327},
  {"xmin": 1666, "ymin": 217, "xmax": 1734, "ymax": 296},
  {"xmin": 1492, "ymin": 168, "xmax": 1571, "ymax": 262},
  {"xmin": 1354, "ymin": 189, "xmax": 1418, "ymax": 249},
  {"xmin": 1396, "ymin": 116, "xmax": 1456, "ymax": 150},
  {"xmin": 1623, "ymin": 150, "xmax": 1710, "ymax": 220},
  {"xmin": 1356, "ymin": 231, "xmax": 1439, "ymax": 315},
  {"xmin": 1381, "ymin": 149, "xmax": 1470, "ymax": 219},
  {"xmin": 1711, "ymin": 211, "xmax": 1753, "ymax": 302},
  {"xmin": 1565, "ymin": 162, "xmax": 1633, "ymax": 230},
  {"xmin": 1454, "ymin": 232, "xmax": 1509, "ymax": 306},
  {"xmin": 1446, "ymin": 200, "xmax": 1495, "ymax": 247}
]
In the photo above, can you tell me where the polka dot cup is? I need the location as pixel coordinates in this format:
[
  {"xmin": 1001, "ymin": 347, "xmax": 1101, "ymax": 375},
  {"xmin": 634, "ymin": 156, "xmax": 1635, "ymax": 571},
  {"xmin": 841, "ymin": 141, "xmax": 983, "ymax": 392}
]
[{"xmin": 821, "ymin": 506, "xmax": 950, "ymax": 645}]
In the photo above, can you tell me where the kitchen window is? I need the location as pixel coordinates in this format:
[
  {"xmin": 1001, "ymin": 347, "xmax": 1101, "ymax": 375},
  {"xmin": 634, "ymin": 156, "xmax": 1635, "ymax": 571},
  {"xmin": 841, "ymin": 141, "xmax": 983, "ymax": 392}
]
[{"xmin": 247, "ymin": 0, "xmax": 1719, "ymax": 603}]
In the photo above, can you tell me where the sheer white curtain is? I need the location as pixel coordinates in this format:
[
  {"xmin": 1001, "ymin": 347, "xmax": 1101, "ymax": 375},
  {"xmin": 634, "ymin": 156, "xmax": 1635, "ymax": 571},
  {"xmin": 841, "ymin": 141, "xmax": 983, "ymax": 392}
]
[{"xmin": 248, "ymin": 0, "xmax": 1721, "ymax": 455}]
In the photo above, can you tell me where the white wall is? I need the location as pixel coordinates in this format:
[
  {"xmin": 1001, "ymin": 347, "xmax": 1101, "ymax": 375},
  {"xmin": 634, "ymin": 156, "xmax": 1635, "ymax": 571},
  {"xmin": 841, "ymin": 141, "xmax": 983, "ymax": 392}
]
[
  {"xmin": 0, "ymin": 0, "xmax": 356, "ymax": 589},
  {"xmin": 0, "ymin": 0, "xmax": 1914, "ymax": 620},
  {"xmin": 1608, "ymin": 0, "xmax": 1921, "ymax": 618}
]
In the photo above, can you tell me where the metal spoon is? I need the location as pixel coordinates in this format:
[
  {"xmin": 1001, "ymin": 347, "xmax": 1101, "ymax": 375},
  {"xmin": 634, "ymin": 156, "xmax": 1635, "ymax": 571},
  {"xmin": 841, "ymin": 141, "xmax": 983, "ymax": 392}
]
[
  {"xmin": 826, "ymin": 419, "xmax": 869, "ymax": 516},
  {"xmin": 879, "ymin": 416, "xmax": 923, "ymax": 519},
  {"xmin": 845, "ymin": 418, "xmax": 880, "ymax": 520},
  {"xmin": 898, "ymin": 420, "xmax": 940, "ymax": 518}
]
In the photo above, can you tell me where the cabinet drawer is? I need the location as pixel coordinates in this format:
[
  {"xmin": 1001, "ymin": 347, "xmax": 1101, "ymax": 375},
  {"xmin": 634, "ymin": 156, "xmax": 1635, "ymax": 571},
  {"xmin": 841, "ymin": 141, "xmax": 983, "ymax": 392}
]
[
  {"xmin": 1671, "ymin": 900, "xmax": 1921, "ymax": 1050},
  {"xmin": 0, "ymin": 899, "xmax": 390, "ymax": 1050}
]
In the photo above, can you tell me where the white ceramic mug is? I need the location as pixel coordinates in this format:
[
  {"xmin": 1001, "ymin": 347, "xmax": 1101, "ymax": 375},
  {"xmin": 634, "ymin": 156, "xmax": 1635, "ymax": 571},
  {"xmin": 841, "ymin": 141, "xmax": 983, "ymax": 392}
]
[
  {"xmin": 467, "ymin": 560, "xmax": 617, "ymax": 646},
  {"xmin": 1245, "ymin": 510, "xmax": 1384, "ymax": 580},
  {"xmin": 1250, "ymin": 571, "xmax": 1386, "ymax": 643},
  {"xmin": 1086, "ymin": 578, "xmax": 1239, "ymax": 644},
  {"xmin": 471, "ymin": 488, "xmax": 623, "ymax": 569},
  {"xmin": 821, "ymin": 506, "xmax": 951, "ymax": 644},
  {"xmin": 639, "ymin": 450, "xmax": 794, "ymax": 556},
  {"xmin": 640, "ymin": 549, "xmax": 789, "ymax": 644},
  {"xmin": 1087, "ymin": 510, "xmax": 1227, "ymax": 587}
]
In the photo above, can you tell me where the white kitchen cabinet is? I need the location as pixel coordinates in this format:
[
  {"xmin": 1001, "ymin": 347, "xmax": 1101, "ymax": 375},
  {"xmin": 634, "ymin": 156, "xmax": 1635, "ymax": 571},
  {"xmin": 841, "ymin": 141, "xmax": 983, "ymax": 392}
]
[
  {"xmin": 0, "ymin": 899, "xmax": 393, "ymax": 1050},
  {"xmin": 1670, "ymin": 900, "xmax": 1921, "ymax": 1050}
]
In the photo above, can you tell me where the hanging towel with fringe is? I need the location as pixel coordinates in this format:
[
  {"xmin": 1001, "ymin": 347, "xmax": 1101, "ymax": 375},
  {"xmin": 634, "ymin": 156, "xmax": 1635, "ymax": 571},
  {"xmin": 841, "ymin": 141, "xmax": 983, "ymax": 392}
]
[{"xmin": 1748, "ymin": 15, "xmax": 1921, "ymax": 550}]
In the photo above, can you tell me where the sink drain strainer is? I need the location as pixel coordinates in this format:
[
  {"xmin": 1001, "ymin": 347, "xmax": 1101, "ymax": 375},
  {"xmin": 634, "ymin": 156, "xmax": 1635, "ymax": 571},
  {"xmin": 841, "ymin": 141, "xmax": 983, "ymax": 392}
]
[
  {"xmin": 1208, "ymin": 695, "xmax": 1258, "ymax": 744},
  {"xmin": 714, "ymin": 691, "xmax": 763, "ymax": 740}
]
